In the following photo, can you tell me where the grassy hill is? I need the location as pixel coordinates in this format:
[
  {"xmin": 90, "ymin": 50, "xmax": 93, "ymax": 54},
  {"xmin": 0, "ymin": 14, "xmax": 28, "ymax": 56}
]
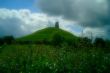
[
  {"xmin": 18, "ymin": 27, "xmax": 78, "ymax": 42},
  {"xmin": 1, "ymin": 27, "xmax": 110, "ymax": 73}
]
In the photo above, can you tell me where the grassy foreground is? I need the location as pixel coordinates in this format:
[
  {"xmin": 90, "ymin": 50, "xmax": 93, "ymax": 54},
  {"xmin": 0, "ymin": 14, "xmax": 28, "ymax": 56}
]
[{"xmin": 0, "ymin": 45, "xmax": 110, "ymax": 73}]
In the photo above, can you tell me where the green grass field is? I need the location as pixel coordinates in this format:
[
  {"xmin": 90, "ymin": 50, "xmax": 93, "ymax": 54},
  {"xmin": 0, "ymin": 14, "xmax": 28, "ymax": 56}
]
[
  {"xmin": 0, "ymin": 27, "xmax": 110, "ymax": 73},
  {"xmin": 18, "ymin": 27, "xmax": 78, "ymax": 42},
  {"xmin": 0, "ymin": 45, "xmax": 110, "ymax": 73}
]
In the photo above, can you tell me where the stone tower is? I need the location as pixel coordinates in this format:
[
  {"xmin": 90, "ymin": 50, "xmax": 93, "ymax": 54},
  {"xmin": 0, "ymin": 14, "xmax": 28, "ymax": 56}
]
[{"xmin": 55, "ymin": 21, "xmax": 59, "ymax": 28}]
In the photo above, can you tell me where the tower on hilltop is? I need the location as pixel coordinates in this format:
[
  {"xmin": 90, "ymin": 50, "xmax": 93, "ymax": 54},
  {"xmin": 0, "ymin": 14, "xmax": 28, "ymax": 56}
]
[{"xmin": 55, "ymin": 21, "xmax": 59, "ymax": 28}]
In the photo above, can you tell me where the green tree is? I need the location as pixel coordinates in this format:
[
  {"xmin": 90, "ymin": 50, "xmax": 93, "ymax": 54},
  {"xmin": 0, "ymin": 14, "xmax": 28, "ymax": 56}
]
[
  {"xmin": 94, "ymin": 38, "xmax": 106, "ymax": 48},
  {"xmin": 0, "ymin": 38, "xmax": 4, "ymax": 45},
  {"xmin": 51, "ymin": 32, "xmax": 64, "ymax": 46},
  {"xmin": 3, "ymin": 36, "xmax": 15, "ymax": 44}
]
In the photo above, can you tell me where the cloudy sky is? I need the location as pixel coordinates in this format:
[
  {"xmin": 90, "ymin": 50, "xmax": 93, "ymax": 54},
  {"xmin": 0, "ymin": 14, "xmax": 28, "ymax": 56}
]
[{"xmin": 0, "ymin": 0, "xmax": 110, "ymax": 39}]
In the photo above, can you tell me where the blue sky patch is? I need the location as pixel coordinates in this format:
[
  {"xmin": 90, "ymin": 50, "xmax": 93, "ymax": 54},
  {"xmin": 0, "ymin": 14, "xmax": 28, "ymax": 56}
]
[{"xmin": 0, "ymin": 0, "xmax": 38, "ymax": 12}]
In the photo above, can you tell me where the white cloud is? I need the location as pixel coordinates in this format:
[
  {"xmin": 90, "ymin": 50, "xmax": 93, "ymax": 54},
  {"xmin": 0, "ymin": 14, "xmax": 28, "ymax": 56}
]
[
  {"xmin": 38, "ymin": 0, "xmax": 110, "ymax": 39},
  {"xmin": 0, "ymin": 8, "xmax": 47, "ymax": 37},
  {"xmin": 83, "ymin": 27, "xmax": 110, "ymax": 39},
  {"xmin": 0, "ymin": 8, "xmax": 80, "ymax": 38},
  {"xmin": 0, "ymin": 8, "xmax": 109, "ymax": 39}
]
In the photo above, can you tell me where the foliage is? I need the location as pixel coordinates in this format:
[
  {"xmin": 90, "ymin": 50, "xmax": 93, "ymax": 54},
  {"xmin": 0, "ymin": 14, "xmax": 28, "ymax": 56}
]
[
  {"xmin": 18, "ymin": 27, "xmax": 76, "ymax": 42},
  {"xmin": 94, "ymin": 38, "xmax": 106, "ymax": 48},
  {"xmin": 0, "ymin": 27, "xmax": 110, "ymax": 73},
  {"xmin": 51, "ymin": 32, "xmax": 64, "ymax": 46},
  {"xmin": 0, "ymin": 45, "xmax": 110, "ymax": 73},
  {"xmin": 0, "ymin": 36, "xmax": 15, "ymax": 45},
  {"xmin": 78, "ymin": 37, "xmax": 92, "ymax": 48},
  {"xmin": 0, "ymin": 38, "xmax": 4, "ymax": 45},
  {"xmin": 3, "ymin": 36, "xmax": 15, "ymax": 44}
]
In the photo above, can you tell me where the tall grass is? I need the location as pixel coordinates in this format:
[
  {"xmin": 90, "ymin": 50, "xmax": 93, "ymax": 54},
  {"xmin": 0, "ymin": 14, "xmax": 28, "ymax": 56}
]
[{"xmin": 0, "ymin": 45, "xmax": 110, "ymax": 73}]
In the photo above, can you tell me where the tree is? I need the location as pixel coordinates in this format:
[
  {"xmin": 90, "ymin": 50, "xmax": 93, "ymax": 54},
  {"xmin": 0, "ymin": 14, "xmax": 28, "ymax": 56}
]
[
  {"xmin": 3, "ymin": 36, "xmax": 15, "ymax": 44},
  {"xmin": 0, "ymin": 38, "xmax": 4, "ymax": 45},
  {"xmin": 94, "ymin": 38, "xmax": 106, "ymax": 48},
  {"xmin": 51, "ymin": 32, "xmax": 64, "ymax": 46},
  {"xmin": 79, "ymin": 37, "xmax": 92, "ymax": 48}
]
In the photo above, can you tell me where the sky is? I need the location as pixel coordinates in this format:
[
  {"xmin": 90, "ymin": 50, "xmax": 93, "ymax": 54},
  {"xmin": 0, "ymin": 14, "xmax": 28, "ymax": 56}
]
[
  {"xmin": 0, "ymin": 0, "xmax": 109, "ymax": 39},
  {"xmin": 0, "ymin": 0, "xmax": 35, "ymax": 11}
]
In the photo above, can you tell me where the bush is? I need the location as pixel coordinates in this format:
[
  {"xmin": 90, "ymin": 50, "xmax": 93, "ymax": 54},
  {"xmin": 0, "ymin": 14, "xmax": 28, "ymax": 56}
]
[
  {"xmin": 51, "ymin": 32, "xmax": 64, "ymax": 46},
  {"xmin": 105, "ymin": 40, "xmax": 110, "ymax": 49},
  {"xmin": 78, "ymin": 37, "xmax": 92, "ymax": 48},
  {"xmin": 3, "ymin": 36, "xmax": 15, "ymax": 44},
  {"xmin": 0, "ymin": 38, "xmax": 4, "ymax": 45},
  {"xmin": 0, "ymin": 36, "xmax": 15, "ymax": 45},
  {"xmin": 94, "ymin": 38, "xmax": 106, "ymax": 48}
]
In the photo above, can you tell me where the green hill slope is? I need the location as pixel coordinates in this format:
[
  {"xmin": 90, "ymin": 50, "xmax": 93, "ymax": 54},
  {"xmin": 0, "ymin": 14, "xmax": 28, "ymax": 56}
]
[{"xmin": 18, "ymin": 27, "xmax": 78, "ymax": 42}]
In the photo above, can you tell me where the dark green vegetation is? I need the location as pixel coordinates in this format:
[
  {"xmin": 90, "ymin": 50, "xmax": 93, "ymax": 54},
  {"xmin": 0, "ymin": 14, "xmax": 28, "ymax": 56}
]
[
  {"xmin": 0, "ymin": 27, "xmax": 110, "ymax": 73},
  {"xmin": 18, "ymin": 27, "xmax": 77, "ymax": 42},
  {"xmin": 17, "ymin": 27, "xmax": 79, "ymax": 47},
  {"xmin": 0, "ymin": 45, "xmax": 110, "ymax": 73}
]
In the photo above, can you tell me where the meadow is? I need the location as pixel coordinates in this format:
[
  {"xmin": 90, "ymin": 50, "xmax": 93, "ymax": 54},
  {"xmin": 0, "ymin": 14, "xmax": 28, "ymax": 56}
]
[
  {"xmin": 0, "ymin": 44, "xmax": 110, "ymax": 73},
  {"xmin": 0, "ymin": 27, "xmax": 110, "ymax": 73}
]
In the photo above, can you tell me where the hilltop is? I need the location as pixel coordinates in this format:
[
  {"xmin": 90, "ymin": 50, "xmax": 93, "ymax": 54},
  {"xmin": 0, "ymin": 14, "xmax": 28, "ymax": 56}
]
[{"xmin": 18, "ymin": 27, "xmax": 78, "ymax": 42}]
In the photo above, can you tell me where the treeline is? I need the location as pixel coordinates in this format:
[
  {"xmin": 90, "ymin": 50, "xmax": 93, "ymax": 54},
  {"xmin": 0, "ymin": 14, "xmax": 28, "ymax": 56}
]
[
  {"xmin": 0, "ymin": 35, "xmax": 110, "ymax": 49},
  {"xmin": 0, "ymin": 36, "xmax": 15, "ymax": 45},
  {"xmin": 78, "ymin": 37, "xmax": 110, "ymax": 49},
  {"xmin": 46, "ymin": 33, "xmax": 110, "ymax": 48}
]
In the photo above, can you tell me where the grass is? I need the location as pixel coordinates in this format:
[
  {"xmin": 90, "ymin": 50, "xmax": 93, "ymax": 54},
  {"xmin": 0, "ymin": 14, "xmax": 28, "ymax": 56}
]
[
  {"xmin": 0, "ymin": 45, "xmax": 110, "ymax": 73},
  {"xmin": 1, "ymin": 27, "xmax": 110, "ymax": 73},
  {"xmin": 18, "ymin": 27, "xmax": 78, "ymax": 42}
]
